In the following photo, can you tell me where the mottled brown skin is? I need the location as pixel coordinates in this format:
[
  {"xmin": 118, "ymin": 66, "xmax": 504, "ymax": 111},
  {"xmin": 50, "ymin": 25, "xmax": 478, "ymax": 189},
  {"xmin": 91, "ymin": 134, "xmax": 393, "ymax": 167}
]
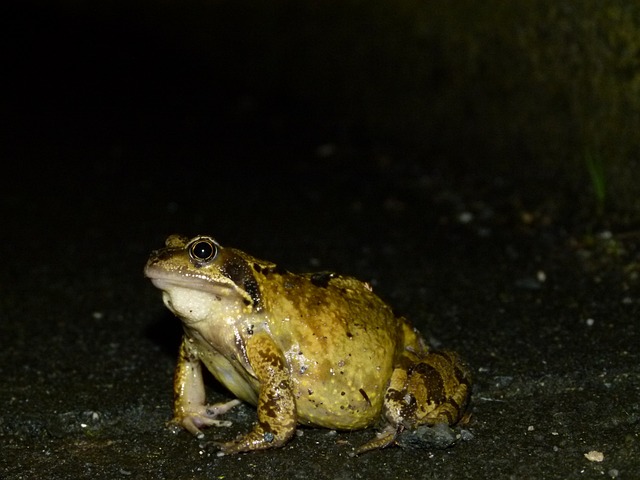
[{"xmin": 144, "ymin": 235, "xmax": 471, "ymax": 454}]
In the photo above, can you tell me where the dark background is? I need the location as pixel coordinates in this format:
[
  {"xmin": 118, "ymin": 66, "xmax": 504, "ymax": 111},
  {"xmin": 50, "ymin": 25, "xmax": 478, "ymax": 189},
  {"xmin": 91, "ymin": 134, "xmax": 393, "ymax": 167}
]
[{"xmin": 1, "ymin": 1, "xmax": 639, "ymax": 478}]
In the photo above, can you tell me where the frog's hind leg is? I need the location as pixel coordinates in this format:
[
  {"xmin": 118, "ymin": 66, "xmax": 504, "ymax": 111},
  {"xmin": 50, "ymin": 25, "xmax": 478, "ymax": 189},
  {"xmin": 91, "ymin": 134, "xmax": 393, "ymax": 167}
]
[
  {"xmin": 356, "ymin": 350, "xmax": 471, "ymax": 454},
  {"xmin": 410, "ymin": 350, "xmax": 472, "ymax": 426},
  {"xmin": 396, "ymin": 350, "xmax": 471, "ymax": 428}
]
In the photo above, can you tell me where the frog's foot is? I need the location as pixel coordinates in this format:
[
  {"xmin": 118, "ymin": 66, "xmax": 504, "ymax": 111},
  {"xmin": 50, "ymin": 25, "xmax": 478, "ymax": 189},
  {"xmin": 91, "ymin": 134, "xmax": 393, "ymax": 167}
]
[
  {"xmin": 169, "ymin": 399, "xmax": 242, "ymax": 438},
  {"xmin": 216, "ymin": 423, "xmax": 295, "ymax": 455},
  {"xmin": 354, "ymin": 424, "xmax": 403, "ymax": 455}
]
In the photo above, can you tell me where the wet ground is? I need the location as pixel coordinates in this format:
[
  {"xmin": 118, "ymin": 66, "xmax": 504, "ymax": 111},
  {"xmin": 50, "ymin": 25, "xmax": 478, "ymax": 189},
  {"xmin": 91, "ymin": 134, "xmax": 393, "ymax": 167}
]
[
  {"xmin": 2, "ymin": 3, "xmax": 639, "ymax": 479},
  {"xmin": 1, "ymin": 130, "xmax": 638, "ymax": 479}
]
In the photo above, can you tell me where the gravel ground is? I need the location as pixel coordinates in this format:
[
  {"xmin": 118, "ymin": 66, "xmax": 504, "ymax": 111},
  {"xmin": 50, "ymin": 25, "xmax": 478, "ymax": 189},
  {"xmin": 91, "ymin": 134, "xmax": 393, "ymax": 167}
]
[{"xmin": 1, "ymin": 136, "xmax": 638, "ymax": 479}]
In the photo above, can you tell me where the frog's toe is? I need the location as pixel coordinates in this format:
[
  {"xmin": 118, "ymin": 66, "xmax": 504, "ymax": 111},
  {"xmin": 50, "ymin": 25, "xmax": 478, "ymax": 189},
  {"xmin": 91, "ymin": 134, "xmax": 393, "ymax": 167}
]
[
  {"xmin": 215, "ymin": 434, "xmax": 262, "ymax": 455},
  {"xmin": 354, "ymin": 425, "xmax": 401, "ymax": 454},
  {"xmin": 168, "ymin": 414, "xmax": 206, "ymax": 438},
  {"xmin": 170, "ymin": 415, "xmax": 229, "ymax": 438},
  {"xmin": 205, "ymin": 398, "xmax": 242, "ymax": 418},
  {"xmin": 170, "ymin": 400, "xmax": 242, "ymax": 438},
  {"xmin": 215, "ymin": 438, "xmax": 248, "ymax": 455},
  {"xmin": 216, "ymin": 427, "xmax": 293, "ymax": 454}
]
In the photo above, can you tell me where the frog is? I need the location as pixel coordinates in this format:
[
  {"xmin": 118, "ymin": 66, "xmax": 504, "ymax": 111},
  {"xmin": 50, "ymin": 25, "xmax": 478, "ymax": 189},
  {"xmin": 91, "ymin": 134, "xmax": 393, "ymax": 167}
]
[{"xmin": 144, "ymin": 234, "xmax": 471, "ymax": 454}]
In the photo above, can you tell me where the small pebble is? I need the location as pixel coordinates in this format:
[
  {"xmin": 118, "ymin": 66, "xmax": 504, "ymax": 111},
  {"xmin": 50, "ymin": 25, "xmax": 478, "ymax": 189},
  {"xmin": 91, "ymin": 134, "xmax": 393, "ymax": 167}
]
[{"xmin": 584, "ymin": 450, "xmax": 604, "ymax": 462}]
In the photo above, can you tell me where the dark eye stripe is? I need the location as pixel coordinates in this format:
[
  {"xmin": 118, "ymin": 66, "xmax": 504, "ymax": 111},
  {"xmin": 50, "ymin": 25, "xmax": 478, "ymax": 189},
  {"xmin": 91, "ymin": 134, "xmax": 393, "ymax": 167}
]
[{"xmin": 220, "ymin": 254, "xmax": 263, "ymax": 310}]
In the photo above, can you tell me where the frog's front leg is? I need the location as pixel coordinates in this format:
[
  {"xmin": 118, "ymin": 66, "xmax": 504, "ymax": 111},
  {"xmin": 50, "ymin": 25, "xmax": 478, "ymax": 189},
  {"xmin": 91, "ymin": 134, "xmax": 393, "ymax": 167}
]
[
  {"xmin": 357, "ymin": 350, "xmax": 471, "ymax": 454},
  {"xmin": 171, "ymin": 336, "xmax": 241, "ymax": 438},
  {"xmin": 218, "ymin": 332, "xmax": 296, "ymax": 454}
]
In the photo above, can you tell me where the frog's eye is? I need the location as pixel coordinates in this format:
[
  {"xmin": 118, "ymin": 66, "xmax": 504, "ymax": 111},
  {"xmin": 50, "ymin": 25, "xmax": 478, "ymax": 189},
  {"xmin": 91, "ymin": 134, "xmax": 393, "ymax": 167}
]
[{"xmin": 189, "ymin": 239, "xmax": 217, "ymax": 265}]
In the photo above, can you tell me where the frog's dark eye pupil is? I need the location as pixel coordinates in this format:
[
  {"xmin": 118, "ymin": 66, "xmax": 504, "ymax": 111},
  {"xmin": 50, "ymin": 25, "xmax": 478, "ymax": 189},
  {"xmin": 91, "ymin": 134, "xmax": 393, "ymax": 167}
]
[{"xmin": 190, "ymin": 240, "xmax": 216, "ymax": 263}]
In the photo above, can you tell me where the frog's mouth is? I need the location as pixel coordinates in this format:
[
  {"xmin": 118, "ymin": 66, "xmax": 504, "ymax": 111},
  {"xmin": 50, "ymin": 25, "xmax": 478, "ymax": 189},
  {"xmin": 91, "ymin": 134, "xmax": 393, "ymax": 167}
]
[{"xmin": 144, "ymin": 265, "xmax": 238, "ymax": 299}]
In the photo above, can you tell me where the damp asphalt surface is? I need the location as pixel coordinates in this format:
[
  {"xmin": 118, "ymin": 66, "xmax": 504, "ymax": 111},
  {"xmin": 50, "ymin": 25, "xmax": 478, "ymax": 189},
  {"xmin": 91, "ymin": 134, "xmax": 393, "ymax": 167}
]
[
  {"xmin": 1, "ymin": 132, "xmax": 638, "ymax": 479},
  {"xmin": 2, "ymin": 4, "xmax": 639, "ymax": 479}
]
